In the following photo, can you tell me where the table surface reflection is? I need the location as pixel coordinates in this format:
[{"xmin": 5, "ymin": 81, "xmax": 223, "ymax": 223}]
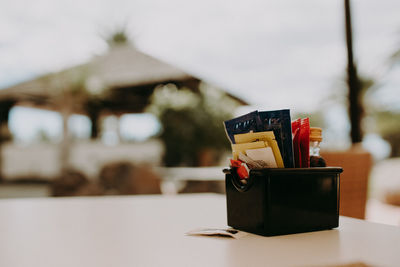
[{"xmin": 0, "ymin": 194, "xmax": 399, "ymax": 267}]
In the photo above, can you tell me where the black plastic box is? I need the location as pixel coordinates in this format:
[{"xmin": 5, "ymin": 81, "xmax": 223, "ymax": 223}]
[{"xmin": 224, "ymin": 167, "xmax": 342, "ymax": 236}]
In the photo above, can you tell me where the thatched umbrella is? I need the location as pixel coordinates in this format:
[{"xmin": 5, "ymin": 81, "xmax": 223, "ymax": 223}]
[{"xmin": 0, "ymin": 44, "xmax": 246, "ymax": 174}]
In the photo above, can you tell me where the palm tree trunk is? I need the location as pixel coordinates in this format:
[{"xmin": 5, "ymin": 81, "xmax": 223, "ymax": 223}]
[{"xmin": 345, "ymin": 0, "xmax": 363, "ymax": 143}]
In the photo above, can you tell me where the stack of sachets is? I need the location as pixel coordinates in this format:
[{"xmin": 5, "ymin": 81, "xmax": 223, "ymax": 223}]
[
  {"xmin": 224, "ymin": 109, "xmax": 294, "ymax": 181},
  {"xmin": 224, "ymin": 109, "xmax": 324, "ymax": 182}
]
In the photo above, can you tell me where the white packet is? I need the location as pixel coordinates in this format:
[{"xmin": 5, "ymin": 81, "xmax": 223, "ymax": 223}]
[{"xmin": 185, "ymin": 227, "xmax": 248, "ymax": 239}]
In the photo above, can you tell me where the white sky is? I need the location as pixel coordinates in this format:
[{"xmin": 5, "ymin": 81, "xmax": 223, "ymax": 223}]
[{"xmin": 1, "ymin": 0, "xmax": 399, "ymax": 143}]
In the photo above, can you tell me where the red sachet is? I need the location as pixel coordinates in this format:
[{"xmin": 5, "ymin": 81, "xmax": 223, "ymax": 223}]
[
  {"xmin": 299, "ymin": 118, "xmax": 310, "ymax": 168},
  {"xmin": 230, "ymin": 159, "xmax": 242, "ymax": 168},
  {"xmin": 237, "ymin": 164, "xmax": 250, "ymax": 179},
  {"xmin": 230, "ymin": 159, "xmax": 249, "ymax": 179},
  {"xmin": 291, "ymin": 119, "xmax": 301, "ymax": 168}
]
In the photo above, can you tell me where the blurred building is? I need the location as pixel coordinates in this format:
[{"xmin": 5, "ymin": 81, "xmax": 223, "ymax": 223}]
[{"xmin": 0, "ymin": 43, "xmax": 246, "ymax": 180}]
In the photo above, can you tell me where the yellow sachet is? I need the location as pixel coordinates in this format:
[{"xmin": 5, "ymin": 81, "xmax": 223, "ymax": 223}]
[
  {"xmin": 234, "ymin": 131, "xmax": 284, "ymax": 168},
  {"xmin": 231, "ymin": 141, "xmax": 266, "ymax": 160}
]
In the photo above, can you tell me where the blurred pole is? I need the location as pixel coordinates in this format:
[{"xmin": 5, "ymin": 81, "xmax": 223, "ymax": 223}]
[
  {"xmin": 0, "ymin": 100, "xmax": 15, "ymax": 180},
  {"xmin": 345, "ymin": 0, "xmax": 363, "ymax": 143},
  {"xmin": 60, "ymin": 98, "xmax": 72, "ymax": 174},
  {"xmin": 87, "ymin": 100, "xmax": 101, "ymax": 139},
  {"xmin": 89, "ymin": 111, "xmax": 99, "ymax": 139}
]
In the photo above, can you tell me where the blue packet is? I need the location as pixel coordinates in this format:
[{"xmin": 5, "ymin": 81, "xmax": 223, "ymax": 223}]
[
  {"xmin": 258, "ymin": 109, "xmax": 294, "ymax": 168},
  {"xmin": 223, "ymin": 111, "xmax": 262, "ymax": 144}
]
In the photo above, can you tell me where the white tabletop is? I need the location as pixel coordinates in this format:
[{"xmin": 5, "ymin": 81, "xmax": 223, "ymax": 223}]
[{"xmin": 0, "ymin": 194, "xmax": 399, "ymax": 267}]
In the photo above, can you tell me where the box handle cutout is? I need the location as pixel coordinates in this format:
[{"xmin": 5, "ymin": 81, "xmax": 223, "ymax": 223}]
[{"xmin": 224, "ymin": 168, "xmax": 255, "ymax": 192}]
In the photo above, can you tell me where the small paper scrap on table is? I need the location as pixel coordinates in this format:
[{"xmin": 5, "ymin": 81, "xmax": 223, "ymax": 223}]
[{"xmin": 185, "ymin": 228, "xmax": 248, "ymax": 239}]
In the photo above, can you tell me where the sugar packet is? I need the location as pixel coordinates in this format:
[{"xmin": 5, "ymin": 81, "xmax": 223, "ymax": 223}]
[{"xmin": 223, "ymin": 111, "xmax": 262, "ymax": 144}]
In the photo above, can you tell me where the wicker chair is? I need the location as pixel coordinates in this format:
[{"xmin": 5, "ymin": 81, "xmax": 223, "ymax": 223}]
[{"xmin": 321, "ymin": 146, "xmax": 373, "ymax": 219}]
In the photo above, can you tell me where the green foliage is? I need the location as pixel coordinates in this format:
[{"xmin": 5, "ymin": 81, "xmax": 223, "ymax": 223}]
[
  {"xmin": 391, "ymin": 46, "xmax": 400, "ymax": 65},
  {"xmin": 102, "ymin": 25, "xmax": 130, "ymax": 47},
  {"xmin": 374, "ymin": 111, "xmax": 400, "ymax": 136},
  {"xmin": 107, "ymin": 31, "xmax": 129, "ymax": 46},
  {"xmin": 291, "ymin": 112, "xmax": 326, "ymax": 129},
  {"xmin": 373, "ymin": 111, "xmax": 400, "ymax": 157},
  {"xmin": 147, "ymin": 83, "xmax": 239, "ymax": 166},
  {"xmin": 35, "ymin": 129, "xmax": 52, "ymax": 143}
]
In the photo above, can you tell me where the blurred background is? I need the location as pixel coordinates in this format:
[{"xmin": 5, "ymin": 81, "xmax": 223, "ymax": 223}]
[{"xmin": 0, "ymin": 0, "xmax": 399, "ymax": 224}]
